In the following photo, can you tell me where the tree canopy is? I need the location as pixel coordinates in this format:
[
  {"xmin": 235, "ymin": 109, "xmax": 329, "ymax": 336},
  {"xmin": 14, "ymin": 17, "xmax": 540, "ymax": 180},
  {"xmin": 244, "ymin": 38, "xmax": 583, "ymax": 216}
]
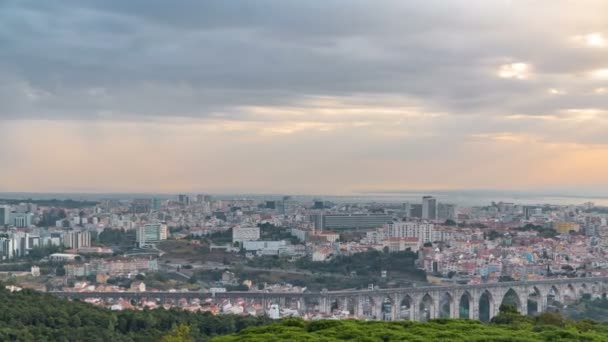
[
  {"xmin": 0, "ymin": 285, "xmax": 271, "ymax": 341},
  {"xmin": 214, "ymin": 315, "xmax": 608, "ymax": 342}
]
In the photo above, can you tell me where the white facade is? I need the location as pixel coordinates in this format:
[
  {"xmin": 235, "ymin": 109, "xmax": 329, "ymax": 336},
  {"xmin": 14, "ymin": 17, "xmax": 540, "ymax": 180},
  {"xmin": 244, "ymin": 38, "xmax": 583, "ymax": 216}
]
[
  {"xmin": 12, "ymin": 213, "xmax": 33, "ymax": 228},
  {"xmin": 432, "ymin": 229, "xmax": 454, "ymax": 242},
  {"xmin": 386, "ymin": 222, "xmax": 435, "ymax": 243},
  {"xmin": 268, "ymin": 304, "xmax": 281, "ymax": 319},
  {"xmin": 136, "ymin": 223, "xmax": 168, "ymax": 247},
  {"xmin": 381, "ymin": 237, "xmax": 420, "ymax": 252},
  {"xmin": 290, "ymin": 228, "xmax": 308, "ymax": 242},
  {"xmin": 0, "ymin": 238, "xmax": 16, "ymax": 259},
  {"xmin": 232, "ymin": 226, "xmax": 260, "ymax": 243},
  {"xmin": 242, "ymin": 240, "xmax": 290, "ymax": 255},
  {"xmin": 62, "ymin": 231, "xmax": 91, "ymax": 249}
]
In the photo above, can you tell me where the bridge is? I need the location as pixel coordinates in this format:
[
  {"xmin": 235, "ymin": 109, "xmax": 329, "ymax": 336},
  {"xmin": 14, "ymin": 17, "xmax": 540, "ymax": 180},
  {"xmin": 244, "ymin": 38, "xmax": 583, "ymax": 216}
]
[{"xmin": 51, "ymin": 277, "xmax": 608, "ymax": 322}]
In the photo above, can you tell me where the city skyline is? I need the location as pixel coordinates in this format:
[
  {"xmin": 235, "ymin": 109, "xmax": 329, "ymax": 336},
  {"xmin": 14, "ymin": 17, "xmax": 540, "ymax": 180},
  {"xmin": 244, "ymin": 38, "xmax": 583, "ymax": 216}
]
[{"xmin": 1, "ymin": 1, "xmax": 608, "ymax": 194}]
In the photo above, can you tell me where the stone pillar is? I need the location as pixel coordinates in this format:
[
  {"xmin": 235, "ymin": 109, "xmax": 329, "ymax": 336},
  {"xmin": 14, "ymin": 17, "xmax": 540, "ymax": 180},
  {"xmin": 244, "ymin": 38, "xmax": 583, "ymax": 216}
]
[
  {"xmin": 298, "ymin": 298, "xmax": 306, "ymax": 314},
  {"xmin": 391, "ymin": 302, "xmax": 399, "ymax": 321},
  {"xmin": 488, "ymin": 296, "xmax": 498, "ymax": 321},
  {"xmin": 411, "ymin": 295, "xmax": 420, "ymax": 322},
  {"xmin": 520, "ymin": 298, "xmax": 528, "ymax": 316},
  {"xmin": 406, "ymin": 295, "xmax": 415, "ymax": 321},
  {"xmin": 372, "ymin": 296, "xmax": 382, "ymax": 320},
  {"xmin": 355, "ymin": 296, "xmax": 364, "ymax": 318},
  {"xmin": 261, "ymin": 297, "xmax": 268, "ymax": 311},
  {"xmin": 538, "ymin": 294, "xmax": 547, "ymax": 313},
  {"xmin": 391, "ymin": 294, "xmax": 401, "ymax": 321},
  {"xmin": 342, "ymin": 297, "xmax": 349, "ymax": 314},
  {"xmin": 319, "ymin": 296, "xmax": 329, "ymax": 315},
  {"xmin": 470, "ymin": 292, "xmax": 480, "ymax": 320},
  {"xmin": 326, "ymin": 297, "xmax": 333, "ymax": 314},
  {"xmin": 450, "ymin": 293, "xmax": 458, "ymax": 319},
  {"xmin": 556, "ymin": 287, "xmax": 563, "ymax": 303},
  {"xmin": 432, "ymin": 294, "xmax": 440, "ymax": 319}
]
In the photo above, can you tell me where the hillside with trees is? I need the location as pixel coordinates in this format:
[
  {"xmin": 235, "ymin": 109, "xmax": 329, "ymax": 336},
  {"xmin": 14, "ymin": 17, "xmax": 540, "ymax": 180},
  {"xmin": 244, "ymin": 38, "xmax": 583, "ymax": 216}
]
[
  {"xmin": 3, "ymin": 285, "xmax": 608, "ymax": 341},
  {"xmin": 214, "ymin": 307, "xmax": 608, "ymax": 342},
  {"xmin": 0, "ymin": 286, "xmax": 270, "ymax": 341},
  {"xmin": 296, "ymin": 249, "xmax": 426, "ymax": 281}
]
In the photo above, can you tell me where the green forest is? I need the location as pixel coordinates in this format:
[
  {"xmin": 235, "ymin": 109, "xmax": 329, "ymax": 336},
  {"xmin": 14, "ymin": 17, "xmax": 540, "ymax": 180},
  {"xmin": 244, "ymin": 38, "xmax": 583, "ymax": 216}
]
[
  {"xmin": 0, "ymin": 286, "xmax": 270, "ymax": 341},
  {"xmin": 215, "ymin": 311, "xmax": 608, "ymax": 342}
]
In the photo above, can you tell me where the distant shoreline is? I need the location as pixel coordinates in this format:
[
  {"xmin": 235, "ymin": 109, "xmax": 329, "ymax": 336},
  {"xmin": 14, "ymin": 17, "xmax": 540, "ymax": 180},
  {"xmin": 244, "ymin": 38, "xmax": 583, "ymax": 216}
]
[{"xmin": 1, "ymin": 190, "xmax": 607, "ymax": 207}]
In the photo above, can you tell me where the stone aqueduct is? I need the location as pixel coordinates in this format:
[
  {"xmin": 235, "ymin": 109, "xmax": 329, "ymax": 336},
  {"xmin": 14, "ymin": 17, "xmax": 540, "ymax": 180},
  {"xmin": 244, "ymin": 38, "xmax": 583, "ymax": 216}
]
[{"xmin": 54, "ymin": 277, "xmax": 608, "ymax": 322}]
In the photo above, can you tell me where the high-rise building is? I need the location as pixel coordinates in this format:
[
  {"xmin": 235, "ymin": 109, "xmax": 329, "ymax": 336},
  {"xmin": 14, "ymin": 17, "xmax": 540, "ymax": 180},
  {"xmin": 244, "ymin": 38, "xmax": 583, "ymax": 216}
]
[
  {"xmin": 0, "ymin": 206, "xmax": 10, "ymax": 226},
  {"xmin": 310, "ymin": 214, "xmax": 324, "ymax": 231},
  {"xmin": 136, "ymin": 223, "xmax": 168, "ymax": 247},
  {"xmin": 422, "ymin": 196, "xmax": 437, "ymax": 220},
  {"xmin": 437, "ymin": 203, "xmax": 456, "ymax": 221},
  {"xmin": 62, "ymin": 231, "xmax": 91, "ymax": 249},
  {"xmin": 523, "ymin": 206, "xmax": 542, "ymax": 220},
  {"xmin": 313, "ymin": 199, "xmax": 324, "ymax": 210},
  {"xmin": 178, "ymin": 194, "xmax": 190, "ymax": 206},
  {"xmin": 265, "ymin": 201, "xmax": 277, "ymax": 210},
  {"xmin": 278, "ymin": 196, "xmax": 296, "ymax": 215},
  {"xmin": 0, "ymin": 238, "xmax": 16, "ymax": 260},
  {"xmin": 402, "ymin": 203, "xmax": 411, "ymax": 218},
  {"xmin": 410, "ymin": 204, "xmax": 423, "ymax": 218}
]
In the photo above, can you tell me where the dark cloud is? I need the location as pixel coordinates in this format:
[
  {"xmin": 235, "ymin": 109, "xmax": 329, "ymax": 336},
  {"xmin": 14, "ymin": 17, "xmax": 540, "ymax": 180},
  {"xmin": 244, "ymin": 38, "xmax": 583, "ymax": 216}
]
[{"xmin": 0, "ymin": 0, "xmax": 607, "ymax": 120}]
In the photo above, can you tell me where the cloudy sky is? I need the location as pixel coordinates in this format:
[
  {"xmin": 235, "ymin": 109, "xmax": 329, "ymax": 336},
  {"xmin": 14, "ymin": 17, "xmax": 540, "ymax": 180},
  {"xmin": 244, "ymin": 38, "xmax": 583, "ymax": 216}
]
[{"xmin": 1, "ymin": 0, "xmax": 607, "ymax": 194}]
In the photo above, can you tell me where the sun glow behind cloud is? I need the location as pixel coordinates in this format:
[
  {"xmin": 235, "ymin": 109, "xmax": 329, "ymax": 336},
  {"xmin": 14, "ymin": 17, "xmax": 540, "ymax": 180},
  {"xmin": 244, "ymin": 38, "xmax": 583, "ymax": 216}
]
[
  {"xmin": 574, "ymin": 33, "xmax": 606, "ymax": 47},
  {"xmin": 591, "ymin": 69, "xmax": 608, "ymax": 79},
  {"xmin": 497, "ymin": 63, "xmax": 531, "ymax": 79},
  {"xmin": 548, "ymin": 88, "xmax": 566, "ymax": 95}
]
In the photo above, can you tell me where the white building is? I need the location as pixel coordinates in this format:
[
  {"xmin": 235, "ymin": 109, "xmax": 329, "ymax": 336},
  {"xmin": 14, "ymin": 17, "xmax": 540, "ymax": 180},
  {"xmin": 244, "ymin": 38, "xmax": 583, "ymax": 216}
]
[
  {"xmin": 364, "ymin": 228, "xmax": 388, "ymax": 244},
  {"xmin": 386, "ymin": 222, "xmax": 434, "ymax": 243},
  {"xmin": 268, "ymin": 304, "xmax": 280, "ymax": 319},
  {"xmin": 232, "ymin": 226, "xmax": 260, "ymax": 243},
  {"xmin": 243, "ymin": 240, "xmax": 290, "ymax": 255},
  {"xmin": 62, "ymin": 231, "xmax": 91, "ymax": 249},
  {"xmin": 49, "ymin": 253, "xmax": 79, "ymax": 261},
  {"xmin": 136, "ymin": 223, "xmax": 168, "ymax": 247},
  {"xmin": 432, "ymin": 228, "xmax": 454, "ymax": 242},
  {"xmin": 381, "ymin": 237, "xmax": 420, "ymax": 252},
  {"xmin": 0, "ymin": 238, "xmax": 16, "ymax": 260},
  {"xmin": 12, "ymin": 213, "xmax": 33, "ymax": 228},
  {"xmin": 290, "ymin": 228, "xmax": 308, "ymax": 242}
]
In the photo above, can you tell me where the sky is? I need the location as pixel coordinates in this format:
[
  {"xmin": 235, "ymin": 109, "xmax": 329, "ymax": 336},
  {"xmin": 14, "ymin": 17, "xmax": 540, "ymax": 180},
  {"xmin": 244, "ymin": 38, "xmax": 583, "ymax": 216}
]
[{"xmin": 0, "ymin": 0, "xmax": 607, "ymax": 195}]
